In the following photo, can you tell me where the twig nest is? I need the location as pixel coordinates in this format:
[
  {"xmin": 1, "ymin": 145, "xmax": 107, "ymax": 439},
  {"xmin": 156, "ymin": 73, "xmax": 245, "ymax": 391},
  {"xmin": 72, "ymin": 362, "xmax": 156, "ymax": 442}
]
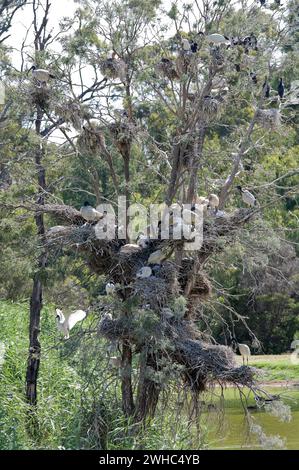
[
  {"xmin": 55, "ymin": 101, "xmax": 91, "ymax": 131},
  {"xmin": 28, "ymin": 84, "xmax": 52, "ymax": 109},
  {"xmin": 155, "ymin": 58, "xmax": 179, "ymax": 80},
  {"xmin": 77, "ymin": 124, "xmax": 106, "ymax": 154},
  {"xmin": 203, "ymin": 95, "xmax": 221, "ymax": 116},
  {"xmin": 99, "ymin": 57, "xmax": 127, "ymax": 82},
  {"xmin": 256, "ymin": 108, "xmax": 281, "ymax": 129}
]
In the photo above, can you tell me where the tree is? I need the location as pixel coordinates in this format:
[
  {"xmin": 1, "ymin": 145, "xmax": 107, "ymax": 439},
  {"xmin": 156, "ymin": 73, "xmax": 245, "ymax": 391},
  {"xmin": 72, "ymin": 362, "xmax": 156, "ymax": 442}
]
[{"xmin": 1, "ymin": 0, "xmax": 298, "ymax": 431}]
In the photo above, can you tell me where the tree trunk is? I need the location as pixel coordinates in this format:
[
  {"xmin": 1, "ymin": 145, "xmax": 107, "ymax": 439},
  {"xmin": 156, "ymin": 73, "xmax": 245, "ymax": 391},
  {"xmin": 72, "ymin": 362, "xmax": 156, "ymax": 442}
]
[{"xmin": 121, "ymin": 340, "xmax": 135, "ymax": 417}]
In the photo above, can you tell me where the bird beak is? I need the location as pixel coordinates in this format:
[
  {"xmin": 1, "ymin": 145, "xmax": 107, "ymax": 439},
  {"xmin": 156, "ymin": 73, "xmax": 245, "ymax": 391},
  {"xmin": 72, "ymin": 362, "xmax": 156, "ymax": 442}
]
[{"xmin": 27, "ymin": 66, "xmax": 33, "ymax": 74}]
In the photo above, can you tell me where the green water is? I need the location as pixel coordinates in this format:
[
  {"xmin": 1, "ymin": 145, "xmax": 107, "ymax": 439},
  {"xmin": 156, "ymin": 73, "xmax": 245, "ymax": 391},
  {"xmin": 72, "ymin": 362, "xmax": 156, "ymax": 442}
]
[{"xmin": 205, "ymin": 387, "xmax": 299, "ymax": 450}]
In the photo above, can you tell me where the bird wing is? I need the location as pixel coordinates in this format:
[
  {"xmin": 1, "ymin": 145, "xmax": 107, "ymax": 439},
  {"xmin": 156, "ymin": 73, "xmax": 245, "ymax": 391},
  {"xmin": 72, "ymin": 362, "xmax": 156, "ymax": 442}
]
[
  {"xmin": 67, "ymin": 310, "xmax": 86, "ymax": 330},
  {"xmin": 56, "ymin": 308, "xmax": 65, "ymax": 323}
]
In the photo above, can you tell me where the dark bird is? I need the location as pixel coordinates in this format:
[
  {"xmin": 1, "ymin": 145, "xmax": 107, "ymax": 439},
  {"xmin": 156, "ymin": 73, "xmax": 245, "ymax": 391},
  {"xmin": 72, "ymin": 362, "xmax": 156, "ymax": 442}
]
[
  {"xmin": 275, "ymin": 0, "xmax": 281, "ymax": 5},
  {"xmin": 259, "ymin": 0, "xmax": 266, "ymax": 5},
  {"xmin": 250, "ymin": 72, "xmax": 258, "ymax": 84},
  {"xmin": 262, "ymin": 81, "xmax": 270, "ymax": 98},
  {"xmin": 277, "ymin": 77, "xmax": 284, "ymax": 99},
  {"xmin": 190, "ymin": 41, "xmax": 198, "ymax": 53},
  {"xmin": 235, "ymin": 64, "xmax": 241, "ymax": 72},
  {"xmin": 250, "ymin": 33, "xmax": 258, "ymax": 50}
]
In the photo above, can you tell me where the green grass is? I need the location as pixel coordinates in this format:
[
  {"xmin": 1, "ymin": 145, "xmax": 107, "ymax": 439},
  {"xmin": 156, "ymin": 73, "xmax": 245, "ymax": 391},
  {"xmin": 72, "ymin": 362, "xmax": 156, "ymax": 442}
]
[{"xmin": 236, "ymin": 355, "xmax": 299, "ymax": 382}]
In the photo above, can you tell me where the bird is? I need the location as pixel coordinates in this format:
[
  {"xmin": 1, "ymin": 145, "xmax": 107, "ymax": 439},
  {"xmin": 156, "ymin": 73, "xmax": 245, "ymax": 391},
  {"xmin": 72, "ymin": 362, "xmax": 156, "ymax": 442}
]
[
  {"xmin": 148, "ymin": 249, "xmax": 166, "ymax": 265},
  {"xmin": 28, "ymin": 66, "xmax": 56, "ymax": 83},
  {"xmin": 263, "ymin": 81, "xmax": 270, "ymax": 98},
  {"xmin": 206, "ymin": 33, "xmax": 230, "ymax": 45},
  {"xmin": 181, "ymin": 38, "xmax": 191, "ymax": 52},
  {"xmin": 136, "ymin": 266, "xmax": 152, "ymax": 279},
  {"xmin": 277, "ymin": 78, "xmax": 285, "ymax": 99},
  {"xmin": 259, "ymin": 0, "xmax": 266, "ymax": 6},
  {"xmin": 137, "ymin": 234, "xmax": 150, "ymax": 249},
  {"xmin": 80, "ymin": 201, "xmax": 104, "ymax": 222},
  {"xmin": 190, "ymin": 41, "xmax": 198, "ymax": 53},
  {"xmin": 120, "ymin": 243, "xmax": 141, "ymax": 254},
  {"xmin": 250, "ymin": 72, "xmax": 258, "ymax": 84},
  {"xmin": 236, "ymin": 186, "xmax": 256, "ymax": 207},
  {"xmin": 105, "ymin": 282, "xmax": 115, "ymax": 295},
  {"xmin": 291, "ymin": 339, "xmax": 299, "ymax": 350},
  {"xmin": 208, "ymin": 193, "xmax": 219, "ymax": 212},
  {"xmin": 233, "ymin": 339, "xmax": 251, "ymax": 365},
  {"xmin": 55, "ymin": 308, "xmax": 86, "ymax": 340}
]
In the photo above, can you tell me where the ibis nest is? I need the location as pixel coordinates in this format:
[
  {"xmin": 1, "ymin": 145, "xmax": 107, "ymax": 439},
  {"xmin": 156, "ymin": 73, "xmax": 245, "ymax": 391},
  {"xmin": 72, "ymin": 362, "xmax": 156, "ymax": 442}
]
[
  {"xmin": 98, "ymin": 315, "xmax": 255, "ymax": 392},
  {"xmin": 202, "ymin": 95, "xmax": 222, "ymax": 116},
  {"xmin": 155, "ymin": 59, "xmax": 179, "ymax": 80},
  {"xmin": 28, "ymin": 84, "xmax": 52, "ymax": 110},
  {"xmin": 108, "ymin": 121, "xmax": 135, "ymax": 158},
  {"xmin": 256, "ymin": 108, "xmax": 281, "ymax": 129},
  {"xmin": 55, "ymin": 101, "xmax": 91, "ymax": 131},
  {"xmin": 99, "ymin": 58, "xmax": 127, "ymax": 82},
  {"xmin": 77, "ymin": 124, "xmax": 106, "ymax": 154}
]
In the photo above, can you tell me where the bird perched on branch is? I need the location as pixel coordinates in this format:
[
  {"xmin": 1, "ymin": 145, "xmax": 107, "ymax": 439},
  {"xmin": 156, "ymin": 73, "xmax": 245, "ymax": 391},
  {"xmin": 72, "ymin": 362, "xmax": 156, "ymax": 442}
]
[
  {"xmin": 80, "ymin": 201, "xmax": 104, "ymax": 222},
  {"xmin": 206, "ymin": 33, "xmax": 230, "ymax": 45},
  {"xmin": 236, "ymin": 186, "xmax": 256, "ymax": 207},
  {"xmin": 55, "ymin": 308, "xmax": 86, "ymax": 340},
  {"xmin": 263, "ymin": 81, "xmax": 270, "ymax": 98},
  {"xmin": 277, "ymin": 78, "xmax": 285, "ymax": 99},
  {"xmin": 181, "ymin": 38, "xmax": 191, "ymax": 52},
  {"xmin": 28, "ymin": 66, "xmax": 56, "ymax": 84}
]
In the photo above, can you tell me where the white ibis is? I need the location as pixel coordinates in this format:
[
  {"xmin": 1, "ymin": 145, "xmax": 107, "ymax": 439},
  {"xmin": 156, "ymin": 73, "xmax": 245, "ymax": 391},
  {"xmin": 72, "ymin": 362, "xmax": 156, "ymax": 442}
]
[
  {"xmin": 28, "ymin": 66, "xmax": 56, "ymax": 83},
  {"xmin": 237, "ymin": 186, "xmax": 256, "ymax": 207},
  {"xmin": 55, "ymin": 308, "xmax": 86, "ymax": 340},
  {"xmin": 80, "ymin": 201, "xmax": 104, "ymax": 222},
  {"xmin": 106, "ymin": 282, "xmax": 115, "ymax": 295}
]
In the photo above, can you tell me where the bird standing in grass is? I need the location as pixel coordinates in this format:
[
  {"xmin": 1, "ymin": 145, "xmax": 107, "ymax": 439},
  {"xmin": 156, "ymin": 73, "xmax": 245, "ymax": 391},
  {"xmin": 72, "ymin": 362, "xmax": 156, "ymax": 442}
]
[
  {"xmin": 277, "ymin": 78, "xmax": 285, "ymax": 99},
  {"xmin": 28, "ymin": 66, "xmax": 56, "ymax": 84},
  {"xmin": 80, "ymin": 201, "xmax": 104, "ymax": 223},
  {"xmin": 232, "ymin": 339, "xmax": 251, "ymax": 365},
  {"xmin": 237, "ymin": 186, "xmax": 256, "ymax": 207},
  {"xmin": 55, "ymin": 308, "xmax": 86, "ymax": 339}
]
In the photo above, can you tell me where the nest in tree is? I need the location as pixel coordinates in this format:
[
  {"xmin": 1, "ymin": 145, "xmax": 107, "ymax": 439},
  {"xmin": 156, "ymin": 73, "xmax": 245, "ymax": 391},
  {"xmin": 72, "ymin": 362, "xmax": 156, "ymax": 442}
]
[
  {"xmin": 175, "ymin": 52, "xmax": 195, "ymax": 77},
  {"xmin": 99, "ymin": 58, "xmax": 127, "ymax": 82},
  {"xmin": 29, "ymin": 85, "xmax": 51, "ymax": 110},
  {"xmin": 155, "ymin": 59, "xmax": 179, "ymax": 80},
  {"xmin": 211, "ymin": 47, "xmax": 225, "ymax": 67},
  {"xmin": 77, "ymin": 124, "xmax": 106, "ymax": 154},
  {"xmin": 108, "ymin": 121, "xmax": 135, "ymax": 158},
  {"xmin": 55, "ymin": 101, "xmax": 91, "ymax": 131},
  {"xmin": 203, "ymin": 95, "xmax": 221, "ymax": 116},
  {"xmin": 256, "ymin": 108, "xmax": 281, "ymax": 129},
  {"xmin": 98, "ymin": 315, "xmax": 255, "ymax": 392},
  {"xmin": 132, "ymin": 262, "xmax": 180, "ymax": 310}
]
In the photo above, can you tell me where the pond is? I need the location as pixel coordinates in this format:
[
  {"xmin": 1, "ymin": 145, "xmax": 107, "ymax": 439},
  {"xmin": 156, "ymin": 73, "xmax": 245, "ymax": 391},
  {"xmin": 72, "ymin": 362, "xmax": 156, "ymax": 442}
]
[{"xmin": 206, "ymin": 386, "xmax": 299, "ymax": 450}]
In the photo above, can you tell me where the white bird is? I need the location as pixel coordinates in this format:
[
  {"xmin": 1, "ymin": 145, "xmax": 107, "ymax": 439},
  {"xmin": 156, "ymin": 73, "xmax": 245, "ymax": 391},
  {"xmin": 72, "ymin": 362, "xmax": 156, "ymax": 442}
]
[
  {"xmin": 136, "ymin": 266, "xmax": 152, "ymax": 279},
  {"xmin": 106, "ymin": 282, "xmax": 115, "ymax": 295},
  {"xmin": 120, "ymin": 243, "xmax": 141, "ymax": 254},
  {"xmin": 237, "ymin": 186, "xmax": 256, "ymax": 207},
  {"xmin": 291, "ymin": 339, "xmax": 299, "ymax": 350},
  {"xmin": 182, "ymin": 38, "xmax": 191, "ymax": 51},
  {"xmin": 80, "ymin": 201, "xmax": 104, "ymax": 222},
  {"xmin": 208, "ymin": 193, "xmax": 219, "ymax": 211},
  {"xmin": 148, "ymin": 249, "xmax": 166, "ymax": 265},
  {"xmin": 206, "ymin": 33, "xmax": 230, "ymax": 45},
  {"xmin": 233, "ymin": 340, "xmax": 251, "ymax": 365},
  {"xmin": 137, "ymin": 234, "xmax": 150, "ymax": 249},
  {"xmin": 55, "ymin": 308, "xmax": 86, "ymax": 340},
  {"xmin": 28, "ymin": 66, "xmax": 56, "ymax": 83}
]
